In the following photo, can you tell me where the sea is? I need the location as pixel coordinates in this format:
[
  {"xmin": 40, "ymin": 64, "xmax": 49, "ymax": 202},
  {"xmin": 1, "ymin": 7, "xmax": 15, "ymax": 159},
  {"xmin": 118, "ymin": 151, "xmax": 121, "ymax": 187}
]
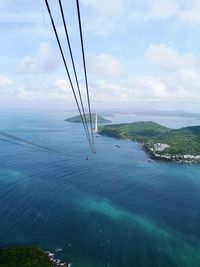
[{"xmin": 0, "ymin": 109, "xmax": 200, "ymax": 267}]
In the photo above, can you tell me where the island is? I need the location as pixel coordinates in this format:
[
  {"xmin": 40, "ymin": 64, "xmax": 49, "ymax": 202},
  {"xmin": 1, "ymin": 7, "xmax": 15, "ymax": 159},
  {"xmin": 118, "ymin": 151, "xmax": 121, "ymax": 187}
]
[
  {"xmin": 99, "ymin": 121, "xmax": 200, "ymax": 163},
  {"xmin": 0, "ymin": 246, "xmax": 68, "ymax": 267},
  {"xmin": 65, "ymin": 113, "xmax": 111, "ymax": 123}
]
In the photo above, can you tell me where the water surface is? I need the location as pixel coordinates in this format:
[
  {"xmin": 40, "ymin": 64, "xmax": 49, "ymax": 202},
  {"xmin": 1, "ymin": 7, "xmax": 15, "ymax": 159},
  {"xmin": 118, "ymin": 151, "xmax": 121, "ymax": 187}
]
[{"xmin": 0, "ymin": 110, "xmax": 200, "ymax": 267}]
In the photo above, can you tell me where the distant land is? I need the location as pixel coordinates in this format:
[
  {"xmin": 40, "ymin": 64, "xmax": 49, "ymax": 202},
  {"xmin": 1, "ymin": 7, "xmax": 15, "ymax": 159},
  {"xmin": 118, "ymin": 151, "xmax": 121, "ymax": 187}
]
[
  {"xmin": 64, "ymin": 109, "xmax": 200, "ymax": 119},
  {"xmin": 131, "ymin": 110, "xmax": 200, "ymax": 118},
  {"xmin": 106, "ymin": 110, "xmax": 200, "ymax": 118},
  {"xmin": 99, "ymin": 121, "xmax": 200, "ymax": 163},
  {"xmin": 65, "ymin": 113, "xmax": 112, "ymax": 123}
]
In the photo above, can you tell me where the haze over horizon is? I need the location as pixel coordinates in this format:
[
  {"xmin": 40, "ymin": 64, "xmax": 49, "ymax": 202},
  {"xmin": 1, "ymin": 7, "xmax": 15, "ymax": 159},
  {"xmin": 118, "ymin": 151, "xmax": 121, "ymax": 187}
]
[{"xmin": 1, "ymin": 0, "xmax": 200, "ymax": 112}]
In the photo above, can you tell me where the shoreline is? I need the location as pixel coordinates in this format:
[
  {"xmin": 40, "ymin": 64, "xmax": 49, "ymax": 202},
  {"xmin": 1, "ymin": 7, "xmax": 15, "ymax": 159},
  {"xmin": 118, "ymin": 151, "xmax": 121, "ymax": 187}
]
[
  {"xmin": 46, "ymin": 251, "xmax": 70, "ymax": 267},
  {"xmin": 100, "ymin": 133, "xmax": 200, "ymax": 164}
]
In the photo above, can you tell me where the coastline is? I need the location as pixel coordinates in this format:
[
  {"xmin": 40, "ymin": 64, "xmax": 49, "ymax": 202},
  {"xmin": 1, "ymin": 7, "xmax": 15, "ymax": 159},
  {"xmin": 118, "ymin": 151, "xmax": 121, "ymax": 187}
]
[
  {"xmin": 145, "ymin": 145, "xmax": 200, "ymax": 164},
  {"xmin": 99, "ymin": 132, "xmax": 200, "ymax": 164}
]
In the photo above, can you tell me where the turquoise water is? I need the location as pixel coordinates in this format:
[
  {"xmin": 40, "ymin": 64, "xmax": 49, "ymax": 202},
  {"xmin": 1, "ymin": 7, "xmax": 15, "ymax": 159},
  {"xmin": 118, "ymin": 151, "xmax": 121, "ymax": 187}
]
[{"xmin": 0, "ymin": 110, "xmax": 200, "ymax": 267}]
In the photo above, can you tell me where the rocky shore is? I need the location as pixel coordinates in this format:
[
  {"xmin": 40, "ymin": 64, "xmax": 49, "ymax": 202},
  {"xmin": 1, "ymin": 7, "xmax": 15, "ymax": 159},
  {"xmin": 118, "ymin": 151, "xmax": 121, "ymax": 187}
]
[
  {"xmin": 149, "ymin": 150, "xmax": 200, "ymax": 164},
  {"xmin": 46, "ymin": 251, "xmax": 70, "ymax": 267}
]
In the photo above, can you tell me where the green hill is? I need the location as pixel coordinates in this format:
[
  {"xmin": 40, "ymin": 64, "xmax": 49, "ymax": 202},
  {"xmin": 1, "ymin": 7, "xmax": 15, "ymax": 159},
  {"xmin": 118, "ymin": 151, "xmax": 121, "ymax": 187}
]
[
  {"xmin": 65, "ymin": 113, "xmax": 111, "ymax": 123},
  {"xmin": 0, "ymin": 247, "xmax": 52, "ymax": 267},
  {"xmin": 99, "ymin": 121, "xmax": 200, "ymax": 163},
  {"xmin": 99, "ymin": 121, "xmax": 169, "ymax": 140},
  {"xmin": 150, "ymin": 127, "xmax": 200, "ymax": 155}
]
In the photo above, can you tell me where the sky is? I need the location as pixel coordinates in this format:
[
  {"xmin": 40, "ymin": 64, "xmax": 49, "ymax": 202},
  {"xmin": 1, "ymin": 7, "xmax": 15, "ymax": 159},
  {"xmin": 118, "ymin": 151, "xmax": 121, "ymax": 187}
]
[{"xmin": 0, "ymin": 0, "xmax": 200, "ymax": 112}]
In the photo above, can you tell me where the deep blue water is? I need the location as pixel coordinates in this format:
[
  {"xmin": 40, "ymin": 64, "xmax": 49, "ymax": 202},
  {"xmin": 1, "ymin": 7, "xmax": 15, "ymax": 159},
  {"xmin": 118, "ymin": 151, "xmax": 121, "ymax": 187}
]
[{"xmin": 0, "ymin": 110, "xmax": 200, "ymax": 267}]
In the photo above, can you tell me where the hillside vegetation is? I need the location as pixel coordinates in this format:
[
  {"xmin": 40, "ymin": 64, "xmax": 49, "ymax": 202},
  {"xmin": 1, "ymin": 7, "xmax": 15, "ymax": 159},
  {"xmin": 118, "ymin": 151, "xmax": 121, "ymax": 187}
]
[
  {"xmin": 99, "ymin": 121, "xmax": 200, "ymax": 162},
  {"xmin": 99, "ymin": 121, "xmax": 169, "ymax": 140},
  {"xmin": 0, "ymin": 247, "xmax": 52, "ymax": 267},
  {"xmin": 65, "ymin": 113, "xmax": 111, "ymax": 123}
]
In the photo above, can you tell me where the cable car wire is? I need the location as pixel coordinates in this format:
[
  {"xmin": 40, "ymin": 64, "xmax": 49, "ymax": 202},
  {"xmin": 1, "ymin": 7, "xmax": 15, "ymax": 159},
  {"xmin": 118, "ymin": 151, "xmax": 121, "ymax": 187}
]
[
  {"xmin": 58, "ymin": 0, "xmax": 94, "ymax": 152},
  {"xmin": 75, "ymin": 0, "xmax": 95, "ymax": 152},
  {"xmin": 0, "ymin": 137, "xmax": 24, "ymax": 147},
  {"xmin": 44, "ymin": 0, "xmax": 94, "ymax": 154},
  {"xmin": 0, "ymin": 130, "xmax": 63, "ymax": 155}
]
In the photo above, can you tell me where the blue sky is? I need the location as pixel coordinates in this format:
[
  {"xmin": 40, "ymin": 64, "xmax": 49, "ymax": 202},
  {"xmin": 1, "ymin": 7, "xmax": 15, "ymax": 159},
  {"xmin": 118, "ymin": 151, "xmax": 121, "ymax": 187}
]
[{"xmin": 0, "ymin": 0, "xmax": 200, "ymax": 112}]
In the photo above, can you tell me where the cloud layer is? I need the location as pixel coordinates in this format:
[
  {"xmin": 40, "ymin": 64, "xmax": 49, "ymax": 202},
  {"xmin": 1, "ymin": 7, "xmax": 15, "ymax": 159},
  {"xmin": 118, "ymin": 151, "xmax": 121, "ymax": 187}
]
[
  {"xmin": 87, "ymin": 53, "xmax": 124, "ymax": 78},
  {"xmin": 145, "ymin": 0, "xmax": 200, "ymax": 25},
  {"xmin": 2, "ymin": 43, "xmax": 200, "ymax": 110},
  {"xmin": 1, "ymin": 0, "xmax": 200, "ymax": 111},
  {"xmin": 18, "ymin": 43, "xmax": 60, "ymax": 74}
]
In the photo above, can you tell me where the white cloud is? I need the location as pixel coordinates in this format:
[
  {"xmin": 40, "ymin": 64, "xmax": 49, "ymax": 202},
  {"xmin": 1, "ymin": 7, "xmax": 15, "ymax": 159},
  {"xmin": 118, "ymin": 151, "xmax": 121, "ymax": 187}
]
[
  {"xmin": 80, "ymin": 0, "xmax": 200, "ymax": 30},
  {"xmin": 0, "ymin": 75, "xmax": 14, "ymax": 99},
  {"xmin": 135, "ymin": 78, "xmax": 169, "ymax": 99},
  {"xmin": 82, "ymin": 0, "xmax": 127, "ymax": 16},
  {"xmin": 88, "ymin": 44, "xmax": 200, "ymax": 108},
  {"xmin": 91, "ymin": 78, "xmax": 170, "ymax": 105},
  {"xmin": 146, "ymin": 44, "xmax": 197, "ymax": 70},
  {"xmin": 146, "ymin": 0, "xmax": 178, "ymax": 19},
  {"xmin": 87, "ymin": 53, "xmax": 124, "ymax": 78},
  {"xmin": 6, "ymin": 77, "xmax": 76, "ymax": 104},
  {"xmin": 145, "ymin": 44, "xmax": 200, "ymax": 103},
  {"xmin": 54, "ymin": 79, "xmax": 71, "ymax": 93},
  {"xmin": 1, "ymin": 71, "xmax": 200, "ymax": 110},
  {"xmin": 144, "ymin": 0, "xmax": 200, "ymax": 25},
  {"xmin": 0, "ymin": 75, "xmax": 12, "ymax": 88},
  {"xmin": 16, "ymin": 78, "xmax": 73, "ymax": 100},
  {"xmin": 89, "ymin": 71, "xmax": 200, "ymax": 110},
  {"xmin": 178, "ymin": 1, "xmax": 200, "ymax": 25},
  {"xmin": 18, "ymin": 43, "xmax": 60, "ymax": 74},
  {"xmin": 81, "ymin": 0, "xmax": 131, "ymax": 35},
  {"xmin": 4, "ymin": 42, "xmax": 200, "ymax": 108}
]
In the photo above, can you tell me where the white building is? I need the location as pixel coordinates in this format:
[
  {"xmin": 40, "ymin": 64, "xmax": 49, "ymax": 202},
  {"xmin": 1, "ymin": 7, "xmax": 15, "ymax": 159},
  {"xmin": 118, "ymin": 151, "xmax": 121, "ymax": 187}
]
[{"xmin": 153, "ymin": 143, "xmax": 170, "ymax": 151}]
